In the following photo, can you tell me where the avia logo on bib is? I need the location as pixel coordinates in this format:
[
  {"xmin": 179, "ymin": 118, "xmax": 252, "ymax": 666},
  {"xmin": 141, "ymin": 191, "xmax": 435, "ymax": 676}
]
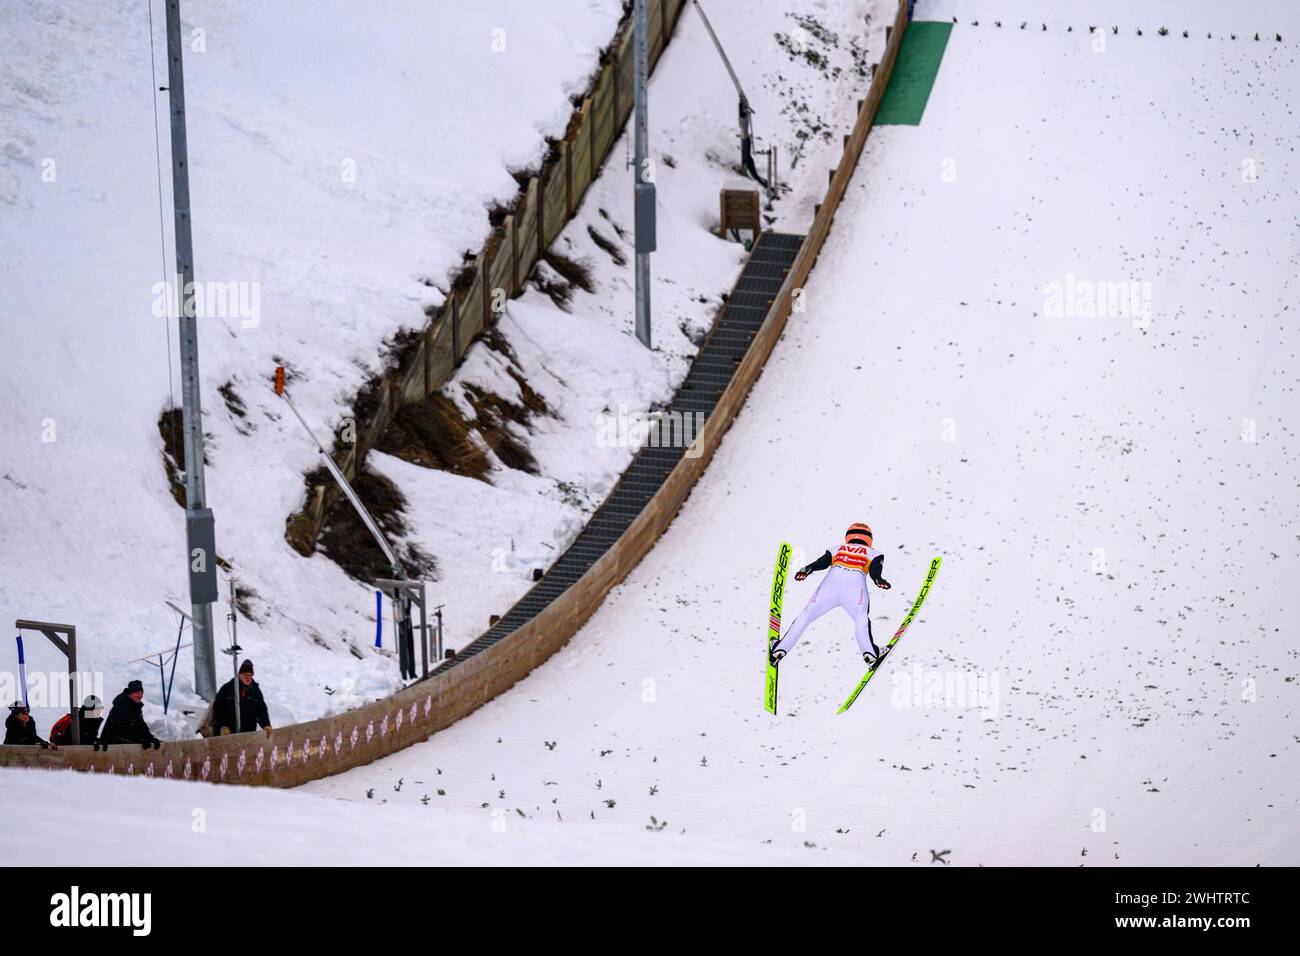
[
  {"xmin": 831, "ymin": 544, "xmax": 873, "ymax": 572},
  {"xmin": 49, "ymin": 886, "xmax": 151, "ymax": 936}
]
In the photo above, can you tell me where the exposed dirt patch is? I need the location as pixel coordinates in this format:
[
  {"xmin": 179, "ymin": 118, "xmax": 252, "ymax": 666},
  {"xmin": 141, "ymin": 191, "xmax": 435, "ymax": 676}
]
[
  {"xmin": 376, "ymin": 326, "xmax": 550, "ymax": 479},
  {"xmin": 376, "ymin": 393, "xmax": 492, "ymax": 480},
  {"xmin": 531, "ymin": 259, "xmax": 574, "ymax": 309},
  {"xmin": 316, "ymin": 466, "xmax": 436, "ymax": 584},
  {"xmin": 219, "ymin": 379, "xmax": 253, "ymax": 435},
  {"xmin": 157, "ymin": 406, "xmax": 211, "ymax": 508},
  {"xmin": 543, "ymin": 249, "xmax": 595, "ymax": 294},
  {"xmin": 218, "ymin": 380, "xmax": 246, "ymax": 418},
  {"xmin": 587, "ymin": 224, "xmax": 628, "ymax": 266}
]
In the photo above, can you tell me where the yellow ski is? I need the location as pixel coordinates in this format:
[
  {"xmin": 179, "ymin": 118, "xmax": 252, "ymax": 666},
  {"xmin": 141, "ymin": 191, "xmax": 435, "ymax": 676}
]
[
  {"xmin": 764, "ymin": 542, "xmax": 793, "ymax": 715},
  {"xmin": 837, "ymin": 556, "xmax": 942, "ymax": 714}
]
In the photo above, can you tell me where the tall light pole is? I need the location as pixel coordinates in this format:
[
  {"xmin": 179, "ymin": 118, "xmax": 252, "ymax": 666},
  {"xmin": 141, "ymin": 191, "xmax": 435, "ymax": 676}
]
[
  {"xmin": 165, "ymin": 0, "xmax": 218, "ymax": 700},
  {"xmin": 633, "ymin": 0, "xmax": 655, "ymax": 348}
]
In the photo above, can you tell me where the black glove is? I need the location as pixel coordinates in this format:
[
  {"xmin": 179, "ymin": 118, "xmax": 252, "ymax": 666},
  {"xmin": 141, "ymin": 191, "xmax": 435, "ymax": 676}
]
[
  {"xmin": 795, "ymin": 569, "xmax": 809, "ymax": 581},
  {"xmin": 875, "ymin": 578, "xmax": 891, "ymax": 590}
]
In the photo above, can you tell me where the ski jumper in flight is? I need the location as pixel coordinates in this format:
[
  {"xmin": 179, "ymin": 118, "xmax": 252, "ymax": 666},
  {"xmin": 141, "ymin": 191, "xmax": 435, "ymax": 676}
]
[{"xmin": 770, "ymin": 523, "xmax": 891, "ymax": 667}]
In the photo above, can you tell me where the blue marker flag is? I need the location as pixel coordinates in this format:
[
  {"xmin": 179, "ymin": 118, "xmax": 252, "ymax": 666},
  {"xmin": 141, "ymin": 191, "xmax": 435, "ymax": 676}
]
[{"xmin": 15, "ymin": 635, "xmax": 28, "ymax": 707}]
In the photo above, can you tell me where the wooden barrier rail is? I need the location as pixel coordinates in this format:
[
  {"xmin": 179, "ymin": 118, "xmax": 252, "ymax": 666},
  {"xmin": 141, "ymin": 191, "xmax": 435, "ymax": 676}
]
[{"xmin": 0, "ymin": 1, "xmax": 911, "ymax": 785}]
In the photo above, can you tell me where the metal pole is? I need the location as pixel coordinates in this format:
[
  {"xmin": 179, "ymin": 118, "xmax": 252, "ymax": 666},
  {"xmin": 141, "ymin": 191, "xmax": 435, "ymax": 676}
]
[
  {"xmin": 277, "ymin": 387, "xmax": 403, "ymax": 575},
  {"xmin": 417, "ymin": 583, "xmax": 427, "ymax": 679},
  {"xmin": 693, "ymin": 0, "xmax": 748, "ymax": 101},
  {"xmin": 228, "ymin": 576, "xmax": 240, "ymax": 732},
  {"xmin": 276, "ymin": 372, "xmax": 419, "ymax": 679},
  {"xmin": 434, "ymin": 605, "xmax": 444, "ymax": 662},
  {"xmin": 692, "ymin": 1, "xmax": 767, "ymax": 187},
  {"xmin": 633, "ymin": 0, "xmax": 654, "ymax": 349},
  {"xmin": 66, "ymin": 626, "xmax": 78, "ymax": 745},
  {"xmin": 165, "ymin": 0, "xmax": 217, "ymax": 701}
]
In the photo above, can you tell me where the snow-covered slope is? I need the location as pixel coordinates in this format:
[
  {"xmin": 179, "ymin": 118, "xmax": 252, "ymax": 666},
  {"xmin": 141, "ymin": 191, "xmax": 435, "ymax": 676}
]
[
  {"xmin": 1, "ymin": 0, "xmax": 884, "ymax": 732},
  {"xmin": 300, "ymin": 0, "xmax": 1300, "ymax": 865},
  {"xmin": 0, "ymin": 766, "xmax": 819, "ymax": 866}
]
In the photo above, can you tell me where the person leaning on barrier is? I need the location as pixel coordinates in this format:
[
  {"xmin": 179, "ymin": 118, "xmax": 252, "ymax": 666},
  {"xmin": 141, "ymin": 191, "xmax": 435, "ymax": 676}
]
[
  {"xmin": 4, "ymin": 701, "xmax": 50, "ymax": 748},
  {"xmin": 49, "ymin": 695, "xmax": 105, "ymax": 747},
  {"xmin": 213, "ymin": 659, "xmax": 272, "ymax": 738},
  {"xmin": 99, "ymin": 680, "xmax": 161, "ymax": 749}
]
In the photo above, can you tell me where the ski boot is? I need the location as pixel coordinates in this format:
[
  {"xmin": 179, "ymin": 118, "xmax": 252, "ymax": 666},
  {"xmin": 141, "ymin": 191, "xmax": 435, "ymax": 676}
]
[
  {"xmin": 769, "ymin": 638, "xmax": 786, "ymax": 667},
  {"xmin": 863, "ymin": 648, "xmax": 883, "ymax": 669}
]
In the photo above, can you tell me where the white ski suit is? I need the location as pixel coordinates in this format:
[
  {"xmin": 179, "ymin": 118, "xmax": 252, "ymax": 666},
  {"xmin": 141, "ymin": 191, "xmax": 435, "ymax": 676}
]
[{"xmin": 773, "ymin": 543, "xmax": 885, "ymax": 657}]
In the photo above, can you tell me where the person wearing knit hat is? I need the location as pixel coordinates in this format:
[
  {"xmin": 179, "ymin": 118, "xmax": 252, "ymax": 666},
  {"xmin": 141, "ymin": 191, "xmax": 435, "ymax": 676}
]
[
  {"xmin": 4, "ymin": 700, "xmax": 50, "ymax": 748},
  {"xmin": 99, "ymin": 681, "xmax": 161, "ymax": 749},
  {"xmin": 214, "ymin": 658, "xmax": 272, "ymax": 738}
]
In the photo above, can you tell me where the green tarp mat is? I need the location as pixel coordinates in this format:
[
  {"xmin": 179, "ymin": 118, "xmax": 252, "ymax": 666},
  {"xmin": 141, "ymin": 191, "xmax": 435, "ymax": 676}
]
[{"xmin": 875, "ymin": 21, "xmax": 952, "ymax": 126}]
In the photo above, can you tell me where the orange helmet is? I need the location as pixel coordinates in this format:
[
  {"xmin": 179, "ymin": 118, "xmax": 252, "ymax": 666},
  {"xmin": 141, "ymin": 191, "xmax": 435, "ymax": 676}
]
[{"xmin": 845, "ymin": 523, "xmax": 873, "ymax": 546}]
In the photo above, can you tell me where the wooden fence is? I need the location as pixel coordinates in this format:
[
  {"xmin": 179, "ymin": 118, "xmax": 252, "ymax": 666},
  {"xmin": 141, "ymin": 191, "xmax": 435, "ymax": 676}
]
[
  {"xmin": 290, "ymin": 0, "xmax": 689, "ymax": 552},
  {"xmin": 0, "ymin": 1, "xmax": 911, "ymax": 785}
]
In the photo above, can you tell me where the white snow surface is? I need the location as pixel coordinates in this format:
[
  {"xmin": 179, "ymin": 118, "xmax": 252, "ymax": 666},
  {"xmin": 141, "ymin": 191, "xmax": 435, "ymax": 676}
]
[
  {"xmin": 0, "ymin": 0, "xmax": 883, "ymax": 732},
  {"xmin": 304, "ymin": 0, "xmax": 1300, "ymax": 865},
  {"xmin": 3, "ymin": 0, "xmax": 1298, "ymax": 866}
]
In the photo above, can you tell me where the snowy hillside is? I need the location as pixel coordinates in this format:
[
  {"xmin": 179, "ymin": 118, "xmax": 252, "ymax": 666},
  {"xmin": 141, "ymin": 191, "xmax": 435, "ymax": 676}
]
[{"xmin": 0, "ymin": 0, "xmax": 885, "ymax": 732}]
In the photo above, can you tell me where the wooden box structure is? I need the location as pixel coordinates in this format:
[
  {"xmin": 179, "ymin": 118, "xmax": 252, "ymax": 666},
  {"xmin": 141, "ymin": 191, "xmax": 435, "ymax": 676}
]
[{"xmin": 719, "ymin": 188, "xmax": 762, "ymax": 240}]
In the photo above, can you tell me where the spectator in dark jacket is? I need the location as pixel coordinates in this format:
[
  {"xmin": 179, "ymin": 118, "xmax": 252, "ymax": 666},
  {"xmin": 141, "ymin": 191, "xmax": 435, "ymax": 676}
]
[
  {"xmin": 213, "ymin": 660, "xmax": 272, "ymax": 737},
  {"xmin": 49, "ymin": 695, "xmax": 105, "ymax": 747},
  {"xmin": 99, "ymin": 681, "xmax": 161, "ymax": 748},
  {"xmin": 4, "ymin": 701, "xmax": 49, "ymax": 747}
]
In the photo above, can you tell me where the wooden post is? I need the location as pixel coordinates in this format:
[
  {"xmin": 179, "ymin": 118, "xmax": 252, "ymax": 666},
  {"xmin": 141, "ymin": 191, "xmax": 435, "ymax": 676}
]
[
  {"xmin": 585, "ymin": 96, "xmax": 597, "ymax": 183},
  {"xmin": 481, "ymin": 250, "xmax": 493, "ymax": 329},
  {"xmin": 536, "ymin": 170, "xmax": 546, "ymax": 262},
  {"xmin": 452, "ymin": 294, "xmax": 461, "ymax": 361},
  {"xmin": 423, "ymin": 327, "xmax": 432, "ymax": 395},
  {"xmin": 612, "ymin": 54, "xmax": 620, "ymax": 126},
  {"xmin": 563, "ymin": 139, "xmax": 572, "ymax": 217},
  {"xmin": 508, "ymin": 214, "xmax": 518, "ymax": 295}
]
